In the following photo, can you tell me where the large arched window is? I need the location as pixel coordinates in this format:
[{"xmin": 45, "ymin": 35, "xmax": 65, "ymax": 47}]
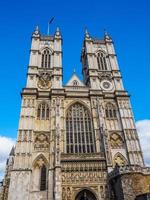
[
  {"xmin": 41, "ymin": 49, "xmax": 51, "ymax": 68},
  {"xmin": 105, "ymin": 103, "xmax": 117, "ymax": 119},
  {"xmin": 66, "ymin": 103, "xmax": 96, "ymax": 154},
  {"xmin": 37, "ymin": 103, "xmax": 49, "ymax": 120},
  {"xmin": 40, "ymin": 164, "xmax": 47, "ymax": 191},
  {"xmin": 97, "ymin": 52, "xmax": 107, "ymax": 70}
]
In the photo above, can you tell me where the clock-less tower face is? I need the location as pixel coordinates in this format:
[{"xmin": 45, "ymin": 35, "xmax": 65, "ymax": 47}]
[{"xmin": 37, "ymin": 72, "xmax": 52, "ymax": 90}]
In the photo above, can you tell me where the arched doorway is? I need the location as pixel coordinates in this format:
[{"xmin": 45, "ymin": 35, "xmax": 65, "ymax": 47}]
[{"xmin": 75, "ymin": 189, "xmax": 97, "ymax": 200}]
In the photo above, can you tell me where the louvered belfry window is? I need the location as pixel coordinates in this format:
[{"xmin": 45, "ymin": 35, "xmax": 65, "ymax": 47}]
[
  {"xmin": 97, "ymin": 52, "xmax": 107, "ymax": 70},
  {"xmin": 66, "ymin": 103, "xmax": 96, "ymax": 154},
  {"xmin": 41, "ymin": 49, "xmax": 51, "ymax": 68}
]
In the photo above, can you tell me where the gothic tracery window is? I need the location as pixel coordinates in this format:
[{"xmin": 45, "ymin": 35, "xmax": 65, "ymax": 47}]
[
  {"xmin": 37, "ymin": 103, "xmax": 49, "ymax": 120},
  {"xmin": 32, "ymin": 157, "xmax": 47, "ymax": 192},
  {"xmin": 110, "ymin": 133, "xmax": 124, "ymax": 149},
  {"xmin": 40, "ymin": 164, "xmax": 47, "ymax": 191},
  {"xmin": 105, "ymin": 103, "xmax": 117, "ymax": 119},
  {"xmin": 41, "ymin": 49, "xmax": 51, "ymax": 68},
  {"xmin": 66, "ymin": 103, "xmax": 96, "ymax": 154},
  {"xmin": 97, "ymin": 52, "xmax": 107, "ymax": 70}
]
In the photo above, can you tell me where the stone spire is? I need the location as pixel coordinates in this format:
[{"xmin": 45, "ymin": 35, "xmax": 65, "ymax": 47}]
[
  {"xmin": 85, "ymin": 28, "xmax": 90, "ymax": 38},
  {"xmin": 54, "ymin": 27, "xmax": 61, "ymax": 38},
  {"xmin": 104, "ymin": 29, "xmax": 112, "ymax": 42},
  {"xmin": 9, "ymin": 146, "xmax": 15, "ymax": 156}
]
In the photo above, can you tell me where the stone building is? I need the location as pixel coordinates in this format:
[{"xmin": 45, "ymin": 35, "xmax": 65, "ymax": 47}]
[{"xmin": 1, "ymin": 26, "xmax": 150, "ymax": 200}]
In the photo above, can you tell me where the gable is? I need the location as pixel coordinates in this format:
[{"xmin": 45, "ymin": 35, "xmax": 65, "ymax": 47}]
[{"xmin": 66, "ymin": 73, "xmax": 85, "ymax": 87}]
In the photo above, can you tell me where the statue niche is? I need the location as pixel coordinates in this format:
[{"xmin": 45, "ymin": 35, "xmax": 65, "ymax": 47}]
[{"xmin": 34, "ymin": 133, "xmax": 49, "ymax": 151}]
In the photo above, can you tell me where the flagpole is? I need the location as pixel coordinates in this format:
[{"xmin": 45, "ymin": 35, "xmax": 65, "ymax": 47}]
[
  {"xmin": 47, "ymin": 22, "xmax": 50, "ymax": 35},
  {"xmin": 47, "ymin": 17, "xmax": 54, "ymax": 36}
]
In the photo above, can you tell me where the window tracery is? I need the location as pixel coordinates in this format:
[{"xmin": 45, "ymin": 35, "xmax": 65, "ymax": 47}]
[
  {"xmin": 66, "ymin": 103, "xmax": 96, "ymax": 154},
  {"xmin": 110, "ymin": 133, "xmax": 124, "ymax": 149},
  {"xmin": 113, "ymin": 153, "xmax": 127, "ymax": 167},
  {"xmin": 105, "ymin": 103, "xmax": 117, "ymax": 119},
  {"xmin": 32, "ymin": 156, "xmax": 47, "ymax": 191},
  {"xmin": 41, "ymin": 49, "xmax": 51, "ymax": 68},
  {"xmin": 37, "ymin": 102, "xmax": 49, "ymax": 120},
  {"xmin": 97, "ymin": 52, "xmax": 107, "ymax": 70}
]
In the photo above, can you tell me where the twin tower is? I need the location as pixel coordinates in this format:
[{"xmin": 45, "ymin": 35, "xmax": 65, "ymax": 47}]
[{"xmin": 2, "ymin": 26, "xmax": 150, "ymax": 200}]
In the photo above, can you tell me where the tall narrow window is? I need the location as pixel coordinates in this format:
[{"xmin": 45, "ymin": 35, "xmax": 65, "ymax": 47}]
[
  {"xmin": 41, "ymin": 49, "xmax": 51, "ymax": 68},
  {"xmin": 66, "ymin": 103, "xmax": 96, "ymax": 154},
  {"xmin": 40, "ymin": 165, "xmax": 47, "ymax": 191},
  {"xmin": 105, "ymin": 103, "xmax": 117, "ymax": 119},
  {"xmin": 97, "ymin": 52, "xmax": 107, "ymax": 70},
  {"xmin": 37, "ymin": 103, "xmax": 49, "ymax": 120}
]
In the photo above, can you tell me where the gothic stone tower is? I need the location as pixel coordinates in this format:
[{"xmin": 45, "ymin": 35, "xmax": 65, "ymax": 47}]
[{"xmin": 6, "ymin": 26, "xmax": 148, "ymax": 200}]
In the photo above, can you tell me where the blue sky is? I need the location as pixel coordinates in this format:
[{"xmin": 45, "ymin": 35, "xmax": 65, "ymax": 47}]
[{"xmin": 0, "ymin": 1, "xmax": 149, "ymax": 140}]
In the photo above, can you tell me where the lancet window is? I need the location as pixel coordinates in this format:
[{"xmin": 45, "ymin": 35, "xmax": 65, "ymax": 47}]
[
  {"xmin": 66, "ymin": 103, "xmax": 96, "ymax": 154},
  {"xmin": 97, "ymin": 52, "xmax": 107, "ymax": 70},
  {"xmin": 105, "ymin": 103, "xmax": 117, "ymax": 119},
  {"xmin": 41, "ymin": 49, "xmax": 51, "ymax": 68},
  {"xmin": 37, "ymin": 103, "xmax": 49, "ymax": 120},
  {"xmin": 40, "ymin": 164, "xmax": 47, "ymax": 191}
]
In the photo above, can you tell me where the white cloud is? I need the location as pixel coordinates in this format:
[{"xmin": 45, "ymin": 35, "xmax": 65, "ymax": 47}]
[
  {"xmin": 136, "ymin": 120, "xmax": 150, "ymax": 166},
  {"xmin": 0, "ymin": 136, "xmax": 15, "ymax": 181}
]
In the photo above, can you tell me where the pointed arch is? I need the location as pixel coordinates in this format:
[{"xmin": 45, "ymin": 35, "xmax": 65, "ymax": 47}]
[
  {"xmin": 32, "ymin": 154, "xmax": 48, "ymax": 191},
  {"xmin": 32, "ymin": 154, "xmax": 49, "ymax": 168},
  {"xmin": 65, "ymin": 100, "xmax": 91, "ymax": 116},
  {"xmin": 75, "ymin": 188, "xmax": 97, "ymax": 200},
  {"xmin": 40, "ymin": 47, "xmax": 53, "ymax": 68},
  {"xmin": 113, "ymin": 152, "xmax": 127, "ymax": 167},
  {"xmin": 96, "ymin": 50, "xmax": 108, "ymax": 70},
  {"xmin": 65, "ymin": 102, "xmax": 96, "ymax": 154}
]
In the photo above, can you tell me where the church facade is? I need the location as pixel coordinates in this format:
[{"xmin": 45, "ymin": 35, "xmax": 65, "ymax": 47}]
[{"xmin": 1, "ymin": 26, "xmax": 150, "ymax": 200}]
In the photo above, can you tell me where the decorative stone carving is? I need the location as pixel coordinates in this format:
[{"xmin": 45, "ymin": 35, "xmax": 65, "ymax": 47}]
[
  {"xmin": 113, "ymin": 153, "xmax": 127, "ymax": 167},
  {"xmin": 98, "ymin": 72, "xmax": 112, "ymax": 81},
  {"xmin": 110, "ymin": 133, "xmax": 124, "ymax": 149},
  {"xmin": 62, "ymin": 171, "xmax": 107, "ymax": 184},
  {"xmin": 37, "ymin": 72, "xmax": 51, "ymax": 89},
  {"xmin": 62, "ymin": 187, "xmax": 72, "ymax": 200},
  {"xmin": 34, "ymin": 133, "xmax": 49, "ymax": 151}
]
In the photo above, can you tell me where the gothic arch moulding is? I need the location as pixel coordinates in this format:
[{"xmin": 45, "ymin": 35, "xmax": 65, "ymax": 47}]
[
  {"xmin": 32, "ymin": 154, "xmax": 49, "ymax": 168},
  {"xmin": 39, "ymin": 46, "xmax": 54, "ymax": 55},
  {"xmin": 113, "ymin": 152, "xmax": 127, "ymax": 167},
  {"xmin": 64, "ymin": 100, "xmax": 91, "ymax": 117},
  {"xmin": 95, "ymin": 48, "xmax": 107, "ymax": 55},
  {"xmin": 75, "ymin": 188, "xmax": 98, "ymax": 200}
]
